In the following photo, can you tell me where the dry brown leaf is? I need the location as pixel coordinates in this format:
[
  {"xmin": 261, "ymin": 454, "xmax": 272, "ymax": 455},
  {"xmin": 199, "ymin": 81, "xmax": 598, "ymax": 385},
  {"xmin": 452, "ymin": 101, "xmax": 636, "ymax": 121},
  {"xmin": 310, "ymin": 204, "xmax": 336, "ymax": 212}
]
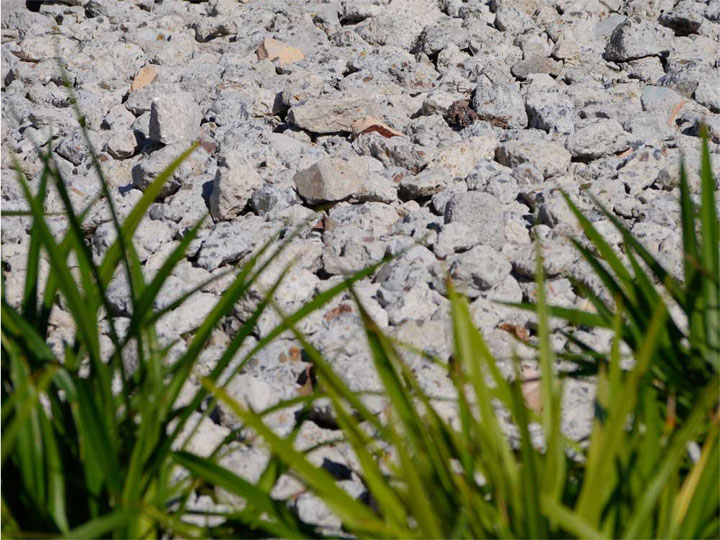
[
  {"xmin": 323, "ymin": 303, "xmax": 353, "ymax": 322},
  {"xmin": 498, "ymin": 322, "xmax": 530, "ymax": 342},
  {"xmin": 351, "ymin": 116, "xmax": 403, "ymax": 138}
]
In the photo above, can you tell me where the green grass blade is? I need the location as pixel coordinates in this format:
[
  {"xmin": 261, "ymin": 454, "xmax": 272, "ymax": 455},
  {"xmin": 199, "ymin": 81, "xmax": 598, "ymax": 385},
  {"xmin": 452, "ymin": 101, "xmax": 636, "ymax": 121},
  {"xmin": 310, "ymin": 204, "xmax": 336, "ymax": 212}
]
[
  {"xmin": 98, "ymin": 143, "xmax": 198, "ymax": 287},
  {"xmin": 72, "ymin": 379, "xmax": 122, "ymax": 495},
  {"xmin": 18, "ymin": 152, "xmax": 50, "ymax": 325},
  {"xmin": 541, "ymin": 496, "xmax": 607, "ymax": 539},
  {"xmin": 504, "ymin": 301, "xmax": 611, "ymax": 328},
  {"xmin": 623, "ymin": 378, "xmax": 719, "ymax": 538},
  {"xmin": 588, "ymin": 193, "xmax": 685, "ymax": 305},
  {"xmin": 532, "ymin": 241, "xmax": 566, "ymax": 515},
  {"xmin": 173, "ymin": 451, "xmax": 308, "ymax": 538},
  {"xmin": 39, "ymin": 412, "xmax": 69, "ymax": 534},
  {"xmin": 201, "ymin": 379, "xmax": 395, "ymax": 537},
  {"xmin": 576, "ymin": 300, "xmax": 668, "ymax": 525},
  {"xmin": 12, "ymin": 170, "xmax": 103, "ymax": 370},
  {"xmin": 678, "ymin": 160, "xmax": 699, "ymax": 288},
  {"xmin": 64, "ymin": 509, "xmax": 132, "ymax": 539},
  {"xmin": 698, "ymin": 131, "xmax": 720, "ymax": 371},
  {"xmin": 562, "ymin": 192, "xmax": 635, "ymax": 296},
  {"xmin": 670, "ymin": 419, "xmax": 719, "ymax": 537},
  {"xmin": 676, "ymin": 432, "xmax": 719, "ymax": 539},
  {"xmin": 510, "ymin": 362, "xmax": 547, "ymax": 539}
]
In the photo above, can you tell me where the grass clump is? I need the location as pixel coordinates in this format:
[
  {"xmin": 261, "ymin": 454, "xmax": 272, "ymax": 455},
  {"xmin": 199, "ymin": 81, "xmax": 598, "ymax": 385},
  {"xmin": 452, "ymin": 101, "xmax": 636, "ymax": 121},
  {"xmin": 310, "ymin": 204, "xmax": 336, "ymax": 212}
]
[
  {"xmin": 0, "ymin": 126, "xmax": 372, "ymax": 537},
  {"xmin": 197, "ymin": 134, "xmax": 719, "ymax": 539}
]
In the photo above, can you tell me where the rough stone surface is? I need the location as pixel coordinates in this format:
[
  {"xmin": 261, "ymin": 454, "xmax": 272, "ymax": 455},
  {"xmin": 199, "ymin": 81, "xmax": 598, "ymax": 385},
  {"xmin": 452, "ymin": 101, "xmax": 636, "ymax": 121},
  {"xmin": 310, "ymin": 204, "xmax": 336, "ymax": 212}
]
[
  {"xmin": 495, "ymin": 137, "xmax": 572, "ymax": 178},
  {"xmin": 605, "ymin": 17, "xmax": 668, "ymax": 61},
  {"xmin": 444, "ymin": 192, "xmax": 505, "ymax": 251},
  {"xmin": 566, "ymin": 118, "xmax": 631, "ymax": 159},
  {"xmin": 256, "ymin": 37, "xmax": 305, "ymax": 65},
  {"xmin": 149, "ymin": 90, "xmax": 202, "ymax": 145},
  {"xmin": 210, "ymin": 149, "xmax": 263, "ymax": 221},
  {"xmin": 294, "ymin": 157, "xmax": 368, "ymax": 204},
  {"xmin": 288, "ymin": 93, "xmax": 384, "ymax": 134}
]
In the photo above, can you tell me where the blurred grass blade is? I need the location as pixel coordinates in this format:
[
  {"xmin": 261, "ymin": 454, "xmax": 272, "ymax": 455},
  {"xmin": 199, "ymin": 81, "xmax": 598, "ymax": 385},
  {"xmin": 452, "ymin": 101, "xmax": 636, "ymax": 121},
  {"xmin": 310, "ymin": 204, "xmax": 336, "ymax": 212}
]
[
  {"xmin": 98, "ymin": 143, "xmax": 198, "ymax": 286},
  {"xmin": 541, "ymin": 496, "xmax": 606, "ymax": 539},
  {"xmin": 623, "ymin": 378, "xmax": 719, "ymax": 538},
  {"xmin": 670, "ymin": 418, "xmax": 718, "ymax": 536},
  {"xmin": 64, "ymin": 509, "xmax": 131, "ymax": 539},
  {"xmin": 576, "ymin": 300, "xmax": 668, "ymax": 525},
  {"xmin": 173, "ymin": 451, "xmax": 308, "ymax": 538},
  {"xmin": 201, "ymin": 378, "xmax": 394, "ymax": 537},
  {"xmin": 698, "ymin": 130, "xmax": 719, "ymax": 370}
]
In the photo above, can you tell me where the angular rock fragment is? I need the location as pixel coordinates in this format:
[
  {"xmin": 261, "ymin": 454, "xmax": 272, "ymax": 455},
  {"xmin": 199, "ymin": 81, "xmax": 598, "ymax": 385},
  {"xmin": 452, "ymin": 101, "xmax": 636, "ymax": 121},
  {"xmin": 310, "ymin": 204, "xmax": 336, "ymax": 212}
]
[
  {"xmin": 132, "ymin": 143, "xmax": 208, "ymax": 198},
  {"xmin": 288, "ymin": 93, "xmax": 383, "ymax": 133},
  {"xmin": 604, "ymin": 17, "xmax": 667, "ymax": 61},
  {"xmin": 210, "ymin": 150, "xmax": 263, "ymax": 221},
  {"xmin": 294, "ymin": 157, "xmax": 369, "ymax": 204},
  {"xmin": 511, "ymin": 57, "xmax": 563, "ymax": 80},
  {"xmin": 449, "ymin": 246, "xmax": 512, "ymax": 297},
  {"xmin": 351, "ymin": 117, "xmax": 402, "ymax": 138},
  {"xmin": 525, "ymin": 91, "xmax": 576, "ymax": 134},
  {"xmin": 256, "ymin": 37, "xmax": 305, "ymax": 65},
  {"xmin": 567, "ymin": 118, "xmax": 630, "ymax": 159},
  {"xmin": 434, "ymin": 222, "xmax": 478, "ymax": 258},
  {"xmin": 472, "ymin": 78, "xmax": 527, "ymax": 129},
  {"xmin": 149, "ymin": 90, "xmax": 202, "ymax": 145},
  {"xmin": 399, "ymin": 168, "xmax": 453, "ymax": 200},
  {"xmin": 495, "ymin": 138, "xmax": 571, "ymax": 178},
  {"xmin": 659, "ymin": 1, "xmax": 704, "ymax": 35},
  {"xmin": 195, "ymin": 217, "xmax": 282, "ymax": 271},
  {"xmin": 323, "ymin": 224, "xmax": 387, "ymax": 275},
  {"xmin": 105, "ymin": 131, "xmax": 137, "ymax": 160},
  {"xmin": 444, "ymin": 192, "xmax": 505, "ymax": 250},
  {"xmin": 130, "ymin": 65, "xmax": 157, "ymax": 92},
  {"xmin": 430, "ymin": 136, "xmax": 498, "ymax": 178}
]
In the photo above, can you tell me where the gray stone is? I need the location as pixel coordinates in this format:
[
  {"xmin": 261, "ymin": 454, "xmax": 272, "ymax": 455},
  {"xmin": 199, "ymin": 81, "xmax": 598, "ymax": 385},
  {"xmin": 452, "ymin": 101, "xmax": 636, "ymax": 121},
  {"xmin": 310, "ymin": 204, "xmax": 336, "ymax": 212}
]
[
  {"xmin": 149, "ymin": 90, "xmax": 202, "ymax": 145},
  {"xmin": 472, "ymin": 77, "xmax": 528, "ymax": 129},
  {"xmin": 566, "ymin": 118, "xmax": 630, "ymax": 159},
  {"xmin": 195, "ymin": 217, "xmax": 282, "ymax": 271},
  {"xmin": 399, "ymin": 167, "xmax": 453, "ymax": 199},
  {"xmin": 210, "ymin": 149, "xmax": 263, "ymax": 221},
  {"xmin": 105, "ymin": 130, "xmax": 137, "ymax": 159},
  {"xmin": 659, "ymin": 1, "xmax": 704, "ymax": 35},
  {"xmin": 449, "ymin": 246, "xmax": 512, "ymax": 297},
  {"xmin": 251, "ymin": 184, "xmax": 300, "ymax": 216},
  {"xmin": 353, "ymin": 133, "xmax": 434, "ymax": 173},
  {"xmin": 604, "ymin": 17, "xmax": 667, "ymax": 61},
  {"xmin": 444, "ymin": 192, "xmax": 505, "ymax": 250},
  {"xmin": 288, "ymin": 92, "xmax": 384, "ymax": 134},
  {"xmin": 511, "ymin": 57, "xmax": 563, "ymax": 80},
  {"xmin": 205, "ymin": 91, "xmax": 251, "ymax": 127},
  {"xmin": 323, "ymin": 225, "xmax": 387, "ymax": 275},
  {"xmin": 55, "ymin": 129, "xmax": 102, "ymax": 166},
  {"xmin": 294, "ymin": 157, "xmax": 369, "ymax": 204},
  {"xmin": 434, "ymin": 222, "xmax": 479, "ymax": 258},
  {"xmin": 641, "ymin": 85, "xmax": 686, "ymax": 115},
  {"xmin": 525, "ymin": 91, "xmax": 576, "ymax": 134},
  {"xmin": 495, "ymin": 137, "xmax": 571, "ymax": 178},
  {"xmin": 132, "ymin": 144, "xmax": 210, "ymax": 198},
  {"xmin": 695, "ymin": 72, "xmax": 720, "ymax": 112},
  {"xmin": 657, "ymin": 63, "xmax": 703, "ymax": 97}
]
